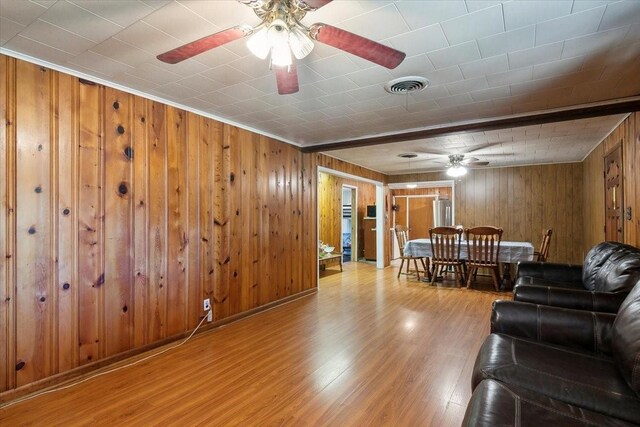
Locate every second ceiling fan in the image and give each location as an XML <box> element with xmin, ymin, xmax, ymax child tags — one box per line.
<box><xmin>156</xmin><ymin>0</ymin><xmax>406</xmax><ymax>95</ymax></box>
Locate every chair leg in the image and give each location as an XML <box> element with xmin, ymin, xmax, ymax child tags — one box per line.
<box><xmin>415</xmin><ymin>259</ymin><xmax>423</xmax><ymax>280</ymax></box>
<box><xmin>454</xmin><ymin>264</ymin><xmax>463</xmax><ymax>286</ymax></box>
<box><xmin>490</xmin><ymin>267</ymin><xmax>500</xmax><ymax>291</ymax></box>
<box><xmin>430</xmin><ymin>264</ymin><xmax>438</xmax><ymax>285</ymax></box>
<box><xmin>397</xmin><ymin>259</ymin><xmax>405</xmax><ymax>278</ymax></box>
<box><xmin>466</xmin><ymin>266</ymin><xmax>476</xmax><ymax>288</ymax></box>
<box><xmin>423</xmin><ymin>258</ymin><xmax>431</xmax><ymax>280</ymax></box>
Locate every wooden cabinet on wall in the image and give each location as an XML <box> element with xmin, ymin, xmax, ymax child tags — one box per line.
<box><xmin>363</xmin><ymin>217</ymin><xmax>377</xmax><ymax>260</ymax></box>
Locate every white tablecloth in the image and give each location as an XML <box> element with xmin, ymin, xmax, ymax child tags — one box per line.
<box><xmin>404</xmin><ymin>239</ymin><xmax>534</xmax><ymax>263</ymax></box>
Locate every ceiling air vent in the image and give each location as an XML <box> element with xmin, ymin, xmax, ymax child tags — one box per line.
<box><xmin>385</xmin><ymin>76</ymin><xmax>429</xmax><ymax>94</ymax></box>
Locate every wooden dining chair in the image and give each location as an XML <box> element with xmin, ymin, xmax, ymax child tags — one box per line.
<box><xmin>465</xmin><ymin>226</ymin><xmax>503</xmax><ymax>291</ymax></box>
<box><xmin>429</xmin><ymin>226</ymin><xmax>465</xmax><ymax>286</ymax></box>
<box><xmin>534</xmin><ymin>228</ymin><xmax>553</xmax><ymax>262</ymax></box>
<box><xmin>395</xmin><ymin>225</ymin><xmax>429</xmax><ymax>280</ymax></box>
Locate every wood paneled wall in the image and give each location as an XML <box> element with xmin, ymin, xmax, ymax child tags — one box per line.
<box><xmin>388</xmin><ymin>164</ymin><xmax>585</xmax><ymax>264</ymax></box>
<box><xmin>583</xmin><ymin>113</ymin><xmax>640</xmax><ymax>254</ymax></box>
<box><xmin>0</xmin><ymin>56</ymin><xmax>317</xmax><ymax>394</ymax></box>
<box><xmin>318</xmin><ymin>172</ymin><xmax>377</xmax><ymax>260</ymax></box>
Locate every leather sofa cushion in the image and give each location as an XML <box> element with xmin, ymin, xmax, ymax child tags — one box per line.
<box><xmin>463</xmin><ymin>379</ymin><xmax>635</xmax><ymax>427</ymax></box>
<box><xmin>584</xmin><ymin>242</ymin><xmax>640</xmax><ymax>292</ymax></box>
<box><xmin>472</xmin><ymin>334</ymin><xmax>640</xmax><ymax>424</ymax></box>
<box><xmin>612</xmin><ymin>280</ymin><xmax>640</xmax><ymax>395</ymax></box>
<box><xmin>583</xmin><ymin>242</ymin><xmax>622</xmax><ymax>290</ymax></box>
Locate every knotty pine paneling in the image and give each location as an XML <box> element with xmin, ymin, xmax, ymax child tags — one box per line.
<box><xmin>0</xmin><ymin>55</ymin><xmax>317</xmax><ymax>394</ymax></box>
<box><xmin>388</xmin><ymin>164</ymin><xmax>584</xmax><ymax>264</ymax></box>
<box><xmin>583</xmin><ymin>113</ymin><xmax>640</xmax><ymax>254</ymax></box>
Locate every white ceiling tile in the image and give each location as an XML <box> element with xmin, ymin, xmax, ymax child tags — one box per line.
<box><xmin>423</xmin><ymin>65</ymin><xmax>465</xmax><ymax>86</ymax></box>
<box><xmin>441</xmin><ymin>4</ymin><xmax>504</xmax><ymax>45</ymax></box>
<box><xmin>152</xmin><ymin>82</ymin><xmax>200</xmax><ymax>100</ymax></box>
<box><xmin>508</xmin><ymin>41</ymin><xmax>564</xmax><ymax>69</ymax></box>
<box><xmin>427</xmin><ymin>41</ymin><xmax>481</xmax><ymax>69</ymax></box>
<box><xmin>20</xmin><ymin>20</ymin><xmax>94</xmax><ymax>55</ymax></box>
<box><xmin>142</xmin><ymin>1</ymin><xmax>220</xmax><ymax>43</ymax></box>
<box><xmin>180</xmin><ymin>0</ymin><xmax>259</xmax><ymax>29</ymax></box>
<box><xmin>465</xmin><ymin>0</ymin><xmax>504</xmax><ymax>12</ymax></box>
<box><xmin>346</xmin><ymin>66</ymin><xmax>393</xmax><ymax>87</ymax></box>
<box><xmin>446</xmin><ymin>76</ymin><xmax>489</xmax><ymax>94</ymax></box>
<box><xmin>347</xmin><ymin>85</ymin><xmax>390</xmax><ymax>102</ymax></box>
<box><xmin>0</xmin><ymin>0</ymin><xmax>48</xmax><ymax>25</ymax></box>
<box><xmin>114</xmin><ymin>21</ymin><xmax>181</xmax><ymax>56</ymax></box>
<box><xmin>142</xmin><ymin>1</ymin><xmax>171</xmax><ymax>10</ymax></box>
<box><xmin>200</xmin><ymin>64</ymin><xmax>251</xmax><ymax>86</ymax></box>
<box><xmin>314</xmin><ymin>76</ymin><xmax>360</xmax><ymax>95</ymax></box>
<box><xmin>69</xmin><ymin>51</ymin><xmax>134</xmax><ymax>77</ymax></box>
<box><xmin>39</xmin><ymin>1</ymin><xmax>123</xmax><ymax>43</ymax></box>
<box><xmin>535</xmin><ymin>6</ymin><xmax>605</xmax><ymax>46</ymax></box>
<box><xmin>317</xmin><ymin>92</ymin><xmax>357</xmax><ymax>107</ymax></box>
<box><xmin>192</xmin><ymin>46</ymin><xmax>241</xmax><ymax>68</ymax></box>
<box><xmin>469</xmin><ymin>85</ymin><xmax>511</xmax><ymax>101</ymax></box>
<box><xmin>561</xmin><ymin>26</ymin><xmax>630</xmax><ymax>58</ymax></box>
<box><xmin>217</xmin><ymin>82</ymin><xmax>266</xmax><ymax>101</ymax></box>
<box><xmin>3</xmin><ymin>34</ymin><xmax>74</xmax><ymax>64</ymax></box>
<box><xmin>571</xmin><ymin>0</ymin><xmax>618</xmax><ymax>13</ymax></box>
<box><xmin>154</xmin><ymin>57</ymin><xmax>208</xmax><ymax>77</ymax></box>
<box><xmin>244</xmin><ymin>74</ymin><xmax>278</xmax><ymax>93</ymax></box>
<box><xmin>395</xmin><ymin>1</ymin><xmax>468</xmax><ymax>30</ymax></box>
<box><xmin>0</xmin><ymin>16</ymin><xmax>25</xmax><ymax>45</ymax></box>
<box><xmin>231</xmin><ymin>98</ymin><xmax>273</xmax><ymax>114</ymax></box>
<box><xmin>459</xmin><ymin>54</ymin><xmax>509</xmax><ymax>78</ymax></box>
<box><xmin>291</xmin><ymin>98</ymin><xmax>328</xmax><ymax>113</ymax></box>
<box><xmin>477</xmin><ymin>26</ymin><xmax>535</xmax><ymax>58</ymax></box>
<box><xmin>338</xmin><ymin>4</ymin><xmax>409</xmax><ymax>41</ymax></box>
<box><xmin>486</xmin><ymin>67</ymin><xmax>533</xmax><ymax>87</ymax></box>
<box><xmin>532</xmin><ymin>56</ymin><xmax>585</xmax><ymax>79</ymax></box>
<box><xmin>503</xmin><ymin>0</ymin><xmax>573</xmax><ymax>31</ymax></box>
<box><xmin>387</xmin><ymin>24</ymin><xmax>449</xmax><ymax>57</ymax></box>
<box><xmin>435</xmin><ymin>93</ymin><xmax>474</xmax><ymax>107</ymax></box>
<box><xmin>227</xmin><ymin>55</ymin><xmax>272</xmax><ymax>79</ymax></box>
<box><xmin>70</xmin><ymin>0</ymin><xmax>155</xmax><ymax>27</ymax></box>
<box><xmin>176</xmin><ymin>74</ymin><xmax>224</xmax><ymax>94</ymax></box>
<box><xmin>109</xmin><ymin>72</ymin><xmax>158</xmax><ymax>92</ymax></box>
<box><xmin>309</xmin><ymin>54</ymin><xmax>361</xmax><ymax>79</ymax></box>
<box><xmin>126</xmin><ymin>62</ymin><xmax>180</xmax><ymax>85</ymax></box>
<box><xmin>599</xmin><ymin>0</ymin><xmax>640</xmax><ymax>31</ymax></box>
<box><xmin>389</xmin><ymin>54</ymin><xmax>435</xmax><ymax>77</ymax></box>
<box><xmin>197</xmin><ymin>91</ymin><xmax>238</xmax><ymax>107</ymax></box>
<box><xmin>90</xmin><ymin>38</ymin><xmax>154</xmax><ymax>67</ymax></box>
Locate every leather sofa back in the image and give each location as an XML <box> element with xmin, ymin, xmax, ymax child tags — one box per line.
<box><xmin>583</xmin><ymin>242</ymin><xmax>640</xmax><ymax>292</ymax></box>
<box><xmin>612</xmin><ymin>279</ymin><xmax>640</xmax><ymax>396</ymax></box>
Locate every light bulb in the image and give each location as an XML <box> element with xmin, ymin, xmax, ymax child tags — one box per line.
<box><xmin>246</xmin><ymin>26</ymin><xmax>270</xmax><ymax>59</ymax></box>
<box><xmin>271</xmin><ymin>42</ymin><xmax>292</xmax><ymax>67</ymax></box>
<box><xmin>446</xmin><ymin>165</ymin><xmax>467</xmax><ymax>177</ymax></box>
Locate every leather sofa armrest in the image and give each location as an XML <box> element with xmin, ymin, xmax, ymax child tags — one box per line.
<box><xmin>490</xmin><ymin>300</ymin><xmax>614</xmax><ymax>357</ymax></box>
<box><xmin>513</xmin><ymin>285</ymin><xmax>627</xmax><ymax>313</ymax></box>
<box><xmin>516</xmin><ymin>262</ymin><xmax>583</xmax><ymax>286</ymax></box>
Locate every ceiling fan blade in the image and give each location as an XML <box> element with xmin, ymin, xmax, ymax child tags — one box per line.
<box><xmin>297</xmin><ymin>0</ymin><xmax>333</xmax><ymax>9</ymax></box>
<box><xmin>309</xmin><ymin>24</ymin><xmax>405</xmax><ymax>69</ymax></box>
<box><xmin>465</xmin><ymin>142</ymin><xmax>502</xmax><ymax>154</ymax></box>
<box><xmin>461</xmin><ymin>157</ymin><xmax>479</xmax><ymax>164</ymax></box>
<box><xmin>157</xmin><ymin>26</ymin><xmax>251</xmax><ymax>64</ymax></box>
<box><xmin>275</xmin><ymin>61</ymin><xmax>299</xmax><ymax>95</ymax></box>
<box><xmin>467</xmin><ymin>161</ymin><xmax>490</xmax><ymax>166</ymax></box>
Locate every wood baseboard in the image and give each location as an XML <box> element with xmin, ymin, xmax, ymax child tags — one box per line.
<box><xmin>0</xmin><ymin>288</ymin><xmax>317</xmax><ymax>405</ymax></box>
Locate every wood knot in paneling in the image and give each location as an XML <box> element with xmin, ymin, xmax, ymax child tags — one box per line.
<box><xmin>117</xmin><ymin>125</ymin><xmax>125</xmax><ymax>135</ymax></box>
<box><xmin>113</xmin><ymin>101</ymin><xmax>120</xmax><ymax>110</ymax></box>
<box><xmin>118</xmin><ymin>182</ymin><xmax>128</xmax><ymax>196</ymax></box>
<box><xmin>15</xmin><ymin>360</ymin><xmax>26</xmax><ymax>371</ymax></box>
<box><xmin>63</xmin><ymin>283</ymin><xmax>70</xmax><ymax>290</ymax></box>
<box><xmin>124</xmin><ymin>146</ymin><xmax>134</xmax><ymax>160</ymax></box>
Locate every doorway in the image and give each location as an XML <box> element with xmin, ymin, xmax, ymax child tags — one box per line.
<box><xmin>604</xmin><ymin>142</ymin><xmax>624</xmax><ymax>242</ymax></box>
<box><xmin>341</xmin><ymin>185</ymin><xmax>357</xmax><ymax>263</ymax></box>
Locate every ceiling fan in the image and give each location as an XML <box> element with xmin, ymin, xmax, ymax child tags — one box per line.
<box><xmin>442</xmin><ymin>154</ymin><xmax>489</xmax><ymax>177</ymax></box>
<box><xmin>156</xmin><ymin>0</ymin><xmax>406</xmax><ymax>95</ymax></box>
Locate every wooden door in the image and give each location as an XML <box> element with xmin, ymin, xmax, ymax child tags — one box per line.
<box><xmin>605</xmin><ymin>144</ymin><xmax>623</xmax><ymax>242</ymax></box>
<box><xmin>408</xmin><ymin>197</ymin><xmax>432</xmax><ymax>239</ymax></box>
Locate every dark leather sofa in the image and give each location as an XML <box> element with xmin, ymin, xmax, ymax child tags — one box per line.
<box><xmin>462</xmin><ymin>279</ymin><xmax>640</xmax><ymax>426</ymax></box>
<box><xmin>513</xmin><ymin>241</ymin><xmax>640</xmax><ymax>313</ymax></box>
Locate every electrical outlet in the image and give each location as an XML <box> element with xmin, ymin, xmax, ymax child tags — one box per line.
<box><xmin>203</xmin><ymin>298</ymin><xmax>212</xmax><ymax>322</ymax></box>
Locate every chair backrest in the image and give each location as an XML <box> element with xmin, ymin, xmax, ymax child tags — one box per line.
<box><xmin>465</xmin><ymin>226</ymin><xmax>503</xmax><ymax>266</ymax></box>
<box><xmin>536</xmin><ymin>228</ymin><xmax>553</xmax><ymax>262</ymax></box>
<box><xmin>395</xmin><ymin>225</ymin><xmax>409</xmax><ymax>257</ymax></box>
<box><xmin>583</xmin><ymin>242</ymin><xmax>640</xmax><ymax>292</ymax></box>
<box><xmin>429</xmin><ymin>226</ymin><xmax>462</xmax><ymax>262</ymax></box>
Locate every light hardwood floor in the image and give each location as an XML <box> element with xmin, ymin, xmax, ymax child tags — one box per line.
<box><xmin>0</xmin><ymin>262</ymin><xmax>508</xmax><ymax>426</ymax></box>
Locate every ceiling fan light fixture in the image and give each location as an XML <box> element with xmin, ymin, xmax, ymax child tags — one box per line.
<box><xmin>271</xmin><ymin>41</ymin><xmax>293</xmax><ymax>67</ymax></box>
<box><xmin>246</xmin><ymin>26</ymin><xmax>271</xmax><ymax>59</ymax></box>
<box><xmin>289</xmin><ymin>26</ymin><xmax>314</xmax><ymax>59</ymax></box>
<box><xmin>447</xmin><ymin>165</ymin><xmax>467</xmax><ymax>177</ymax></box>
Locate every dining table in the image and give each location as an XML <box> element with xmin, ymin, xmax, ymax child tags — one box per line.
<box><xmin>403</xmin><ymin>238</ymin><xmax>535</xmax><ymax>289</ymax></box>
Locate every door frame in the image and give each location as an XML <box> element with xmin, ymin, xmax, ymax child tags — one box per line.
<box><xmin>318</xmin><ymin>166</ymin><xmax>385</xmax><ymax>274</ymax></box>
<box><xmin>341</xmin><ymin>184</ymin><xmax>358</xmax><ymax>262</ymax></box>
